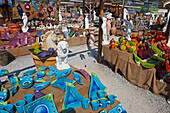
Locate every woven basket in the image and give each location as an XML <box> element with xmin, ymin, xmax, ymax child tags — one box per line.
<box><xmin>30</xmin><ymin>53</ymin><xmax>56</xmax><ymax>69</ymax></box>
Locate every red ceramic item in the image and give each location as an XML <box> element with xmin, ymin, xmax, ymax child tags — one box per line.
<box><xmin>37</xmin><ymin>13</ymin><xmax>43</xmax><ymax>17</ymax></box>
<box><xmin>25</xmin><ymin>4</ymin><xmax>31</xmax><ymax>11</ymax></box>
<box><xmin>26</xmin><ymin>12</ymin><xmax>30</xmax><ymax>17</ymax></box>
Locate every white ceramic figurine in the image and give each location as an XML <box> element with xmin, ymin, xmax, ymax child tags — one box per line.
<box><xmin>22</xmin><ymin>13</ymin><xmax>28</xmax><ymax>33</ymax></box>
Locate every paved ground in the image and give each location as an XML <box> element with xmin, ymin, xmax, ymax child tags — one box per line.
<box><xmin>0</xmin><ymin>44</ymin><xmax>170</xmax><ymax>113</ymax></box>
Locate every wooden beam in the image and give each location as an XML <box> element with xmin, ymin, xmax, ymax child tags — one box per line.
<box><xmin>121</xmin><ymin>0</ymin><xmax>125</xmax><ymax>19</ymax></box>
<box><xmin>98</xmin><ymin>0</ymin><xmax>104</xmax><ymax>63</ymax></box>
<box><xmin>83</xmin><ymin>0</ymin><xmax>85</xmax><ymax>28</ymax></box>
<box><xmin>150</xmin><ymin>4</ymin><xmax>152</xmax><ymax>18</ymax></box>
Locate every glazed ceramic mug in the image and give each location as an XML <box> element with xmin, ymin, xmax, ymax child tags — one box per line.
<box><xmin>24</xmin><ymin>94</ymin><xmax>34</xmax><ymax>103</ymax></box>
<box><xmin>81</xmin><ymin>98</ymin><xmax>90</xmax><ymax>109</ymax></box>
<box><xmin>91</xmin><ymin>100</ymin><xmax>99</xmax><ymax>111</ymax></box>
<box><xmin>14</xmin><ymin>100</ymin><xmax>26</xmax><ymax>113</ymax></box>
<box><xmin>108</xmin><ymin>94</ymin><xmax>117</xmax><ymax>105</ymax></box>
<box><xmin>100</xmin><ymin>98</ymin><xmax>108</xmax><ymax>108</ymax></box>
<box><xmin>3</xmin><ymin>104</ymin><xmax>14</xmax><ymax>113</ymax></box>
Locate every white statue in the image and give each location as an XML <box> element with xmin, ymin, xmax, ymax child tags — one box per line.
<box><xmin>102</xmin><ymin>16</ymin><xmax>109</xmax><ymax>45</ymax></box>
<box><xmin>123</xmin><ymin>8</ymin><xmax>128</xmax><ymax>25</ymax></box>
<box><xmin>80</xmin><ymin>9</ymin><xmax>83</xmax><ymax>15</ymax></box>
<box><xmin>163</xmin><ymin>11</ymin><xmax>170</xmax><ymax>32</ymax></box>
<box><xmin>41</xmin><ymin>30</ymin><xmax>59</xmax><ymax>51</ymax></box>
<box><xmin>93</xmin><ymin>10</ymin><xmax>97</xmax><ymax>21</ymax></box>
<box><xmin>59</xmin><ymin>10</ymin><xmax>62</xmax><ymax>22</ymax></box>
<box><xmin>83</xmin><ymin>31</ymin><xmax>86</xmax><ymax>37</ymax></box>
<box><xmin>55</xmin><ymin>41</ymin><xmax>70</xmax><ymax>70</ymax></box>
<box><xmin>22</xmin><ymin>13</ymin><xmax>28</xmax><ymax>33</ymax></box>
<box><xmin>85</xmin><ymin>14</ymin><xmax>89</xmax><ymax>29</ymax></box>
<box><xmin>122</xmin><ymin>18</ymin><xmax>132</xmax><ymax>41</ymax></box>
<box><xmin>150</xmin><ymin>17</ymin><xmax>153</xmax><ymax>26</ymax></box>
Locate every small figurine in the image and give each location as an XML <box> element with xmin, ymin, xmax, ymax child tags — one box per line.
<box><xmin>22</xmin><ymin>13</ymin><xmax>28</xmax><ymax>32</ymax></box>
<box><xmin>107</xmin><ymin>13</ymin><xmax>112</xmax><ymax>39</ymax></box>
<box><xmin>85</xmin><ymin>14</ymin><xmax>89</xmax><ymax>29</ymax></box>
<box><xmin>111</xmin><ymin>20</ymin><xmax>117</xmax><ymax>36</ymax></box>
<box><xmin>102</xmin><ymin>16</ymin><xmax>109</xmax><ymax>45</ymax></box>
<box><xmin>93</xmin><ymin>10</ymin><xmax>97</xmax><ymax>21</ymax></box>
<box><xmin>41</xmin><ymin>30</ymin><xmax>59</xmax><ymax>51</ymax></box>
<box><xmin>59</xmin><ymin>9</ymin><xmax>62</xmax><ymax>22</ymax></box>
<box><xmin>123</xmin><ymin>8</ymin><xmax>128</xmax><ymax>25</ymax></box>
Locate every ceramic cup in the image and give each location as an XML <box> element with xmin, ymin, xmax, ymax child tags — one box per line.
<box><xmin>91</xmin><ymin>100</ymin><xmax>99</xmax><ymax>111</ymax></box>
<box><xmin>14</xmin><ymin>100</ymin><xmax>26</xmax><ymax>113</ymax></box>
<box><xmin>81</xmin><ymin>98</ymin><xmax>90</xmax><ymax>109</ymax></box>
<box><xmin>108</xmin><ymin>94</ymin><xmax>117</xmax><ymax>105</ymax></box>
<box><xmin>98</xmin><ymin>90</ymin><xmax>107</xmax><ymax>98</ymax></box>
<box><xmin>3</xmin><ymin>104</ymin><xmax>14</xmax><ymax>113</ymax></box>
<box><xmin>24</xmin><ymin>94</ymin><xmax>34</xmax><ymax>103</ymax></box>
<box><xmin>100</xmin><ymin>98</ymin><xmax>108</xmax><ymax>108</ymax></box>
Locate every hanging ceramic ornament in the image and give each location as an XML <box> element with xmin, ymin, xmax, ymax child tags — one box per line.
<box><xmin>26</xmin><ymin>12</ymin><xmax>30</xmax><ymax>17</ymax></box>
<box><xmin>30</xmin><ymin>9</ymin><xmax>36</xmax><ymax>16</ymax></box>
<box><xmin>32</xmin><ymin>5</ymin><xmax>39</xmax><ymax>12</ymax></box>
<box><xmin>37</xmin><ymin>13</ymin><xmax>43</xmax><ymax>17</ymax></box>
<box><xmin>25</xmin><ymin>4</ymin><xmax>31</xmax><ymax>11</ymax></box>
<box><xmin>38</xmin><ymin>5</ymin><xmax>43</xmax><ymax>12</ymax></box>
<box><xmin>17</xmin><ymin>4</ymin><xmax>24</xmax><ymax>18</ymax></box>
<box><xmin>47</xmin><ymin>6</ymin><xmax>53</xmax><ymax>13</ymax></box>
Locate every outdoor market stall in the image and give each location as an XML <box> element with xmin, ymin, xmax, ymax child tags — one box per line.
<box><xmin>4</xmin><ymin>65</ymin><xmax>121</xmax><ymax>113</ymax></box>
<box><xmin>103</xmin><ymin>45</ymin><xmax>170</xmax><ymax>97</ymax></box>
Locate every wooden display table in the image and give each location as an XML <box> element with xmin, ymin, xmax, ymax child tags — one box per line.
<box><xmin>0</xmin><ymin>31</ymin><xmax>99</xmax><ymax>58</ymax></box>
<box><xmin>6</xmin><ymin>65</ymin><xmax>120</xmax><ymax>113</ymax></box>
<box><xmin>103</xmin><ymin>45</ymin><xmax>170</xmax><ymax>97</ymax></box>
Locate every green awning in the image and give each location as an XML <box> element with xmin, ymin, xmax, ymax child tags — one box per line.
<box><xmin>152</xmin><ymin>11</ymin><xmax>161</xmax><ymax>15</ymax></box>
